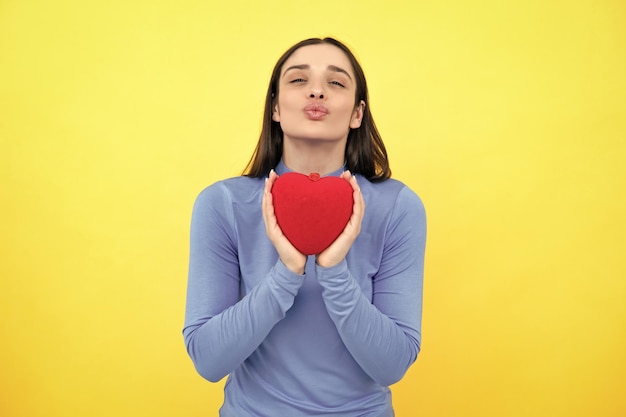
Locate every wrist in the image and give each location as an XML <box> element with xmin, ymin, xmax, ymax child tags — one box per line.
<box><xmin>314</xmin><ymin>258</ymin><xmax>348</xmax><ymax>278</ymax></box>
<box><xmin>315</xmin><ymin>254</ymin><xmax>341</xmax><ymax>269</ymax></box>
<box><xmin>282</xmin><ymin>256</ymin><xmax>306</xmax><ymax>275</ymax></box>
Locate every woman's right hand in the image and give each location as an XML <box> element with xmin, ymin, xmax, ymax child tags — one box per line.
<box><xmin>262</xmin><ymin>169</ymin><xmax>307</xmax><ymax>275</ymax></box>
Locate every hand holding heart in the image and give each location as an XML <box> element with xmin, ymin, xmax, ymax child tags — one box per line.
<box><xmin>262</xmin><ymin>169</ymin><xmax>364</xmax><ymax>273</ymax></box>
<box><xmin>315</xmin><ymin>171</ymin><xmax>364</xmax><ymax>268</ymax></box>
<box><xmin>263</xmin><ymin>170</ymin><xmax>307</xmax><ymax>275</ymax></box>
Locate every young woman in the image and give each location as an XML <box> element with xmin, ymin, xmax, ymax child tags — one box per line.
<box><xmin>183</xmin><ymin>37</ymin><xmax>427</xmax><ymax>416</ymax></box>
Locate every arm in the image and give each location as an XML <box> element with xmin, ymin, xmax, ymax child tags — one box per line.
<box><xmin>316</xmin><ymin>186</ymin><xmax>427</xmax><ymax>386</ymax></box>
<box><xmin>182</xmin><ymin>183</ymin><xmax>305</xmax><ymax>382</ymax></box>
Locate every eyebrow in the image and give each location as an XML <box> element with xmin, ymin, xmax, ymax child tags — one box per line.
<box><xmin>282</xmin><ymin>64</ymin><xmax>353</xmax><ymax>80</ymax></box>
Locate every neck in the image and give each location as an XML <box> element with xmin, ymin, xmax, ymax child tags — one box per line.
<box><xmin>282</xmin><ymin>138</ymin><xmax>346</xmax><ymax>176</ymax></box>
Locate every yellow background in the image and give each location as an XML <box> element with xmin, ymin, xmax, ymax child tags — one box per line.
<box><xmin>1</xmin><ymin>0</ymin><xmax>625</xmax><ymax>416</ymax></box>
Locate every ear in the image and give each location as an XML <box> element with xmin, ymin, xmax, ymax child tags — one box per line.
<box><xmin>349</xmin><ymin>100</ymin><xmax>365</xmax><ymax>129</ymax></box>
<box><xmin>272</xmin><ymin>104</ymin><xmax>280</xmax><ymax>122</ymax></box>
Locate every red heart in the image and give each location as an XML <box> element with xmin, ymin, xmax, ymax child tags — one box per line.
<box><xmin>271</xmin><ymin>172</ymin><xmax>353</xmax><ymax>255</ymax></box>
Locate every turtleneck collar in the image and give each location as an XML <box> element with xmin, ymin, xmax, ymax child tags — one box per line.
<box><xmin>274</xmin><ymin>159</ymin><xmax>347</xmax><ymax>178</ymax></box>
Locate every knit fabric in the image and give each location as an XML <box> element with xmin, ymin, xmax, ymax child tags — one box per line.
<box><xmin>183</xmin><ymin>160</ymin><xmax>427</xmax><ymax>417</ymax></box>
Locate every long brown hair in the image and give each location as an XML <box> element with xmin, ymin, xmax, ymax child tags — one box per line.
<box><xmin>243</xmin><ymin>37</ymin><xmax>391</xmax><ymax>182</ymax></box>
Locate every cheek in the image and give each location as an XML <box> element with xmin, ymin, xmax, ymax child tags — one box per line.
<box><xmin>277</xmin><ymin>92</ymin><xmax>299</xmax><ymax>109</ymax></box>
<box><xmin>338</xmin><ymin>100</ymin><xmax>359</xmax><ymax>119</ymax></box>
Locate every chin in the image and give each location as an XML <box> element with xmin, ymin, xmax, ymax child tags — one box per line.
<box><xmin>283</xmin><ymin>127</ymin><xmax>349</xmax><ymax>143</ymax></box>
<box><xmin>289</xmin><ymin>134</ymin><xmax>346</xmax><ymax>143</ymax></box>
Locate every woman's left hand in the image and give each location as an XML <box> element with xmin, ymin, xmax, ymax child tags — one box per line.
<box><xmin>316</xmin><ymin>171</ymin><xmax>365</xmax><ymax>268</ymax></box>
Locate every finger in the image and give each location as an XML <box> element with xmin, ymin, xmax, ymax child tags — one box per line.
<box><xmin>350</xmin><ymin>175</ymin><xmax>363</xmax><ymax>215</ymax></box>
<box><xmin>342</xmin><ymin>170</ymin><xmax>360</xmax><ymax>194</ymax></box>
<box><xmin>347</xmin><ymin>179</ymin><xmax>364</xmax><ymax>237</ymax></box>
<box><xmin>268</xmin><ymin>169</ymin><xmax>278</xmax><ymax>186</ymax></box>
<box><xmin>262</xmin><ymin>178</ymin><xmax>271</xmax><ymax>228</ymax></box>
<box><xmin>263</xmin><ymin>169</ymin><xmax>278</xmax><ymax>207</ymax></box>
<box><xmin>263</xmin><ymin>178</ymin><xmax>278</xmax><ymax>226</ymax></box>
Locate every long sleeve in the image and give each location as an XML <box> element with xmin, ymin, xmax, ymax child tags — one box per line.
<box><xmin>316</xmin><ymin>185</ymin><xmax>427</xmax><ymax>386</ymax></box>
<box><xmin>182</xmin><ymin>182</ymin><xmax>305</xmax><ymax>382</ymax></box>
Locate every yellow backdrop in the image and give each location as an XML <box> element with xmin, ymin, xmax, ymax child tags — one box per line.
<box><xmin>1</xmin><ymin>0</ymin><xmax>625</xmax><ymax>416</ymax></box>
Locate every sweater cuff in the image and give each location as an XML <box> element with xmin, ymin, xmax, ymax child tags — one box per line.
<box><xmin>315</xmin><ymin>259</ymin><xmax>349</xmax><ymax>284</ymax></box>
<box><xmin>269</xmin><ymin>259</ymin><xmax>306</xmax><ymax>297</ymax></box>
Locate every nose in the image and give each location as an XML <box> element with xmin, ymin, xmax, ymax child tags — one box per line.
<box><xmin>309</xmin><ymin>90</ymin><xmax>324</xmax><ymax>99</ymax></box>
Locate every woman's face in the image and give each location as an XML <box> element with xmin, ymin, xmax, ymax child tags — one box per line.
<box><xmin>272</xmin><ymin>43</ymin><xmax>365</xmax><ymax>145</ymax></box>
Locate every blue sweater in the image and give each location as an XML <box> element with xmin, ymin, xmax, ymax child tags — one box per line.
<box><xmin>183</xmin><ymin>161</ymin><xmax>427</xmax><ymax>417</ymax></box>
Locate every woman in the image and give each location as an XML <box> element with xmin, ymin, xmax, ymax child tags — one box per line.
<box><xmin>183</xmin><ymin>37</ymin><xmax>427</xmax><ymax>416</ymax></box>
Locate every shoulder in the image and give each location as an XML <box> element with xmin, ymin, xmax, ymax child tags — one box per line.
<box><xmin>193</xmin><ymin>175</ymin><xmax>265</xmax><ymax>214</ymax></box>
<box><xmin>360</xmin><ymin>177</ymin><xmax>426</xmax><ymax>218</ymax></box>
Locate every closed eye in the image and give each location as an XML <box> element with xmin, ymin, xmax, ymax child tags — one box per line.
<box><xmin>289</xmin><ymin>78</ymin><xmax>306</xmax><ymax>84</ymax></box>
<box><xmin>329</xmin><ymin>80</ymin><xmax>345</xmax><ymax>87</ymax></box>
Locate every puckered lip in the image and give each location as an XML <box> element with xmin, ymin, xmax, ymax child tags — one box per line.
<box><xmin>303</xmin><ymin>103</ymin><xmax>329</xmax><ymax>120</ymax></box>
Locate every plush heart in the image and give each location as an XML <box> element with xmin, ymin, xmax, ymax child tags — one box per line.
<box><xmin>271</xmin><ymin>172</ymin><xmax>353</xmax><ymax>255</ymax></box>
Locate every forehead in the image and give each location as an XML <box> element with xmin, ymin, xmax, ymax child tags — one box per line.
<box><xmin>281</xmin><ymin>43</ymin><xmax>355</xmax><ymax>76</ymax></box>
